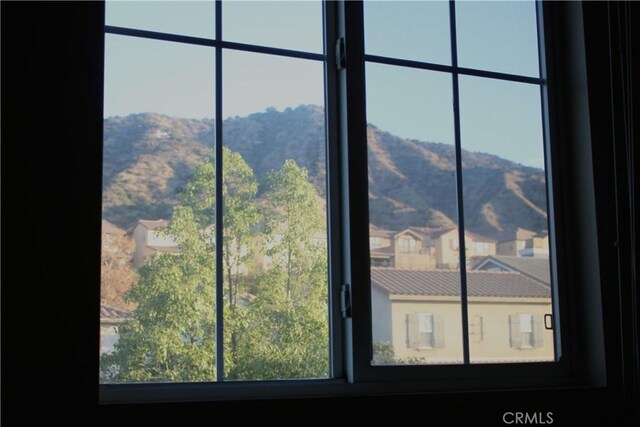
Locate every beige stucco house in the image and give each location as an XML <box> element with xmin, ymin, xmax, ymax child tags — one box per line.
<box><xmin>375</xmin><ymin>226</ymin><xmax>497</xmax><ymax>271</ymax></box>
<box><xmin>130</xmin><ymin>219</ymin><xmax>180</xmax><ymax>268</ymax></box>
<box><xmin>493</xmin><ymin>228</ymin><xmax>549</xmax><ymax>257</ymax></box>
<box><xmin>371</xmin><ymin>268</ymin><xmax>554</xmax><ymax>364</ymax></box>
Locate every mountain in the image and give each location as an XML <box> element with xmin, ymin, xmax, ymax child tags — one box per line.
<box><xmin>102</xmin><ymin>105</ymin><xmax>548</xmax><ymax>236</ymax></box>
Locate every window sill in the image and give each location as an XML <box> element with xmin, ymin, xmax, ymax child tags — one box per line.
<box><xmin>99</xmin><ymin>364</ymin><xmax>578</xmax><ymax>405</ymax></box>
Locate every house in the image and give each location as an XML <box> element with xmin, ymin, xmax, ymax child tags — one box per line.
<box><xmin>465</xmin><ymin>231</ymin><xmax>498</xmax><ymax>261</ymax></box>
<box><xmin>102</xmin><ymin>220</ymin><xmax>127</xmax><ymax>252</ymax></box>
<box><xmin>472</xmin><ymin>255</ymin><xmax>551</xmax><ymax>285</ymax></box>
<box><xmin>369</xmin><ymin>225</ymin><xmax>394</xmax><ymax>268</ymax></box>
<box><xmin>391</xmin><ymin>227</ymin><xmax>436</xmax><ymax>270</ymax></box>
<box><xmin>100</xmin><ymin>305</ymin><xmax>131</xmax><ymax>355</ymax></box>
<box><xmin>493</xmin><ymin>228</ymin><xmax>549</xmax><ymax>257</ymax></box>
<box><xmin>129</xmin><ymin>219</ymin><xmax>180</xmax><ymax>268</ymax></box>
<box><xmin>371</xmin><ymin>269</ymin><xmax>553</xmax><ymax>364</ymax></box>
<box><xmin>520</xmin><ymin>233</ymin><xmax>550</xmax><ymax>257</ymax></box>
<box><xmin>369</xmin><ymin>225</ymin><xmax>497</xmax><ymax>270</ymax></box>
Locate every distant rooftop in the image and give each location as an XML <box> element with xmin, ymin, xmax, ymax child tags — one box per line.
<box><xmin>102</xmin><ymin>219</ymin><xmax>125</xmax><ymax>235</ymax></box>
<box><xmin>135</xmin><ymin>219</ymin><xmax>169</xmax><ymax>230</ymax></box>
<box><xmin>473</xmin><ymin>255</ymin><xmax>551</xmax><ymax>285</ymax></box>
<box><xmin>372</xmin><ymin>268</ymin><xmax>551</xmax><ymax>299</ymax></box>
<box><xmin>100</xmin><ymin>305</ymin><xmax>131</xmax><ymax>323</ymax></box>
<box><xmin>491</xmin><ymin>227</ymin><xmax>541</xmax><ymax>242</ymax></box>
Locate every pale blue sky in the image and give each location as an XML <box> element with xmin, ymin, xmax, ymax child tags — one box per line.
<box><xmin>104</xmin><ymin>0</ymin><xmax>544</xmax><ymax>168</ymax></box>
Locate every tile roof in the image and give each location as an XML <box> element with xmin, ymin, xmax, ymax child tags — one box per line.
<box><xmin>427</xmin><ymin>228</ymin><xmax>457</xmax><ymax>239</ymax></box>
<box><xmin>473</xmin><ymin>255</ymin><xmax>551</xmax><ymax>285</ymax></box>
<box><xmin>491</xmin><ymin>227</ymin><xmax>539</xmax><ymax>242</ymax></box>
<box><xmin>100</xmin><ymin>305</ymin><xmax>131</xmax><ymax>322</ymax></box>
<box><xmin>102</xmin><ymin>219</ymin><xmax>125</xmax><ymax>235</ymax></box>
<box><xmin>369</xmin><ymin>225</ymin><xmax>394</xmax><ymax>238</ymax></box>
<box><xmin>137</xmin><ymin>219</ymin><xmax>169</xmax><ymax>230</ymax></box>
<box><xmin>465</xmin><ymin>230</ymin><xmax>496</xmax><ymax>243</ymax></box>
<box><xmin>371</xmin><ymin>268</ymin><xmax>551</xmax><ymax>298</ymax></box>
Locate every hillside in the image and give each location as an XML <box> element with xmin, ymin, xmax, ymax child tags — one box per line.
<box><xmin>102</xmin><ymin>105</ymin><xmax>548</xmax><ymax>236</ymax></box>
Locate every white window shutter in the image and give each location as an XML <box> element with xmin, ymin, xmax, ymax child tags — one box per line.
<box><xmin>509</xmin><ymin>314</ymin><xmax>522</xmax><ymax>348</ymax></box>
<box><xmin>533</xmin><ymin>314</ymin><xmax>544</xmax><ymax>348</ymax></box>
<box><xmin>406</xmin><ymin>313</ymin><xmax>419</xmax><ymax>349</ymax></box>
<box><xmin>433</xmin><ymin>313</ymin><xmax>445</xmax><ymax>348</ymax></box>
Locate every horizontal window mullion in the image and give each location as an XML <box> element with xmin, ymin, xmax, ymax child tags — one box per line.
<box><xmin>220</xmin><ymin>41</ymin><xmax>325</xmax><ymax>61</ymax></box>
<box><xmin>364</xmin><ymin>54</ymin><xmax>544</xmax><ymax>85</ymax></box>
<box><xmin>104</xmin><ymin>25</ymin><xmax>325</xmax><ymax>62</ymax></box>
<box><xmin>364</xmin><ymin>54</ymin><xmax>454</xmax><ymax>74</ymax></box>
<box><xmin>105</xmin><ymin>25</ymin><xmax>217</xmax><ymax>47</ymax></box>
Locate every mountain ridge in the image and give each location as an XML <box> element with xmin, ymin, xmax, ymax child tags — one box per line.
<box><xmin>102</xmin><ymin>105</ymin><xmax>548</xmax><ymax>237</ymax></box>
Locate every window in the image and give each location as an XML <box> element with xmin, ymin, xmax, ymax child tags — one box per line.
<box><xmin>100</xmin><ymin>0</ymin><xmax>330</xmax><ymax>384</ymax></box>
<box><xmin>99</xmin><ymin>0</ymin><xmax>590</xmax><ymax>401</ymax></box>
<box><xmin>510</xmin><ymin>313</ymin><xmax>544</xmax><ymax>350</ymax></box>
<box><xmin>398</xmin><ymin>237</ymin><xmax>417</xmax><ymax>254</ymax></box>
<box><xmin>363</xmin><ymin>0</ymin><xmax>556</xmax><ymax>372</ymax></box>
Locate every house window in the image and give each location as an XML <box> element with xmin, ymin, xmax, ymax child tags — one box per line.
<box><xmin>406</xmin><ymin>313</ymin><xmax>445</xmax><ymax>350</ymax></box>
<box><xmin>509</xmin><ymin>313</ymin><xmax>544</xmax><ymax>350</ymax></box>
<box><xmin>473</xmin><ymin>242</ymin><xmax>490</xmax><ymax>254</ymax></box>
<box><xmin>398</xmin><ymin>237</ymin><xmax>417</xmax><ymax>254</ymax></box>
<box><xmin>520</xmin><ymin>313</ymin><xmax>534</xmax><ymax>348</ymax></box>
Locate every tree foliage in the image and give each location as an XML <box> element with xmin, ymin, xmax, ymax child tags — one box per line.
<box><xmin>100</xmin><ymin>224</ymin><xmax>136</xmax><ymax>311</ymax></box>
<box><xmin>101</xmin><ymin>151</ymin><xmax>328</xmax><ymax>382</ymax></box>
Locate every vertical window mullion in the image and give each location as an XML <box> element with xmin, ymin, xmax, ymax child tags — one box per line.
<box><xmin>536</xmin><ymin>0</ymin><xmax>562</xmax><ymax>362</ymax></box>
<box><xmin>323</xmin><ymin>0</ymin><xmax>344</xmax><ymax>379</ymax></box>
<box><xmin>215</xmin><ymin>0</ymin><xmax>224</xmax><ymax>381</ymax></box>
<box><xmin>449</xmin><ymin>0</ymin><xmax>471</xmax><ymax>365</ymax></box>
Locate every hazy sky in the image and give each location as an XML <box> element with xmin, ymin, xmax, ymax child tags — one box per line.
<box><xmin>104</xmin><ymin>0</ymin><xmax>544</xmax><ymax>168</ymax></box>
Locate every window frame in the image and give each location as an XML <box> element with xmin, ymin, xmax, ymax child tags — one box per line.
<box><xmin>99</xmin><ymin>0</ymin><xmax>607</xmax><ymax>404</ymax></box>
<box><xmin>341</xmin><ymin>0</ymin><xmax>571</xmax><ymax>385</ymax></box>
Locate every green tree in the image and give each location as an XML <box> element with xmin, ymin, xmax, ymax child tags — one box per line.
<box><xmin>227</xmin><ymin>160</ymin><xmax>328</xmax><ymax>380</ymax></box>
<box><xmin>101</xmin><ymin>155</ymin><xmax>328</xmax><ymax>382</ymax></box>
<box><xmin>101</xmin><ymin>205</ymin><xmax>217</xmax><ymax>382</ymax></box>
<box><xmin>102</xmin><ymin>148</ymin><xmax>261</xmax><ymax>382</ymax></box>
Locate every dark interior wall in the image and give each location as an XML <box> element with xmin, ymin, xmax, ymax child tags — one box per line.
<box><xmin>1</xmin><ymin>2</ymin><xmax>637</xmax><ymax>425</ymax></box>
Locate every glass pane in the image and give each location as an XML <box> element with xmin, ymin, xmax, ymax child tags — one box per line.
<box><xmin>223</xmin><ymin>1</ymin><xmax>323</xmax><ymax>53</ymax></box>
<box><xmin>106</xmin><ymin>0</ymin><xmax>215</xmax><ymax>40</ymax></box>
<box><xmin>366</xmin><ymin>63</ymin><xmax>464</xmax><ymax>365</ymax></box>
<box><xmin>456</xmin><ymin>0</ymin><xmax>539</xmax><ymax>77</ymax></box>
<box><xmin>100</xmin><ymin>35</ymin><xmax>217</xmax><ymax>383</ymax></box>
<box><xmin>223</xmin><ymin>51</ymin><xmax>328</xmax><ymax>379</ymax></box>
<box><xmin>364</xmin><ymin>0</ymin><xmax>451</xmax><ymax>65</ymax></box>
<box><xmin>459</xmin><ymin>76</ymin><xmax>554</xmax><ymax>363</ymax></box>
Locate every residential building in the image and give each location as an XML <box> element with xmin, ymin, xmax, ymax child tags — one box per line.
<box><xmin>473</xmin><ymin>255</ymin><xmax>551</xmax><ymax>285</ymax></box>
<box><xmin>370</xmin><ymin>225</ymin><xmax>497</xmax><ymax>270</ymax></box>
<box><xmin>129</xmin><ymin>219</ymin><xmax>180</xmax><ymax>268</ymax></box>
<box><xmin>371</xmin><ymin>269</ymin><xmax>553</xmax><ymax>363</ymax></box>
<box><xmin>100</xmin><ymin>305</ymin><xmax>130</xmax><ymax>355</ymax></box>
<box><xmin>493</xmin><ymin>228</ymin><xmax>549</xmax><ymax>258</ymax></box>
<box><xmin>392</xmin><ymin>227</ymin><xmax>436</xmax><ymax>270</ymax></box>
<box><xmin>369</xmin><ymin>225</ymin><xmax>394</xmax><ymax>268</ymax></box>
